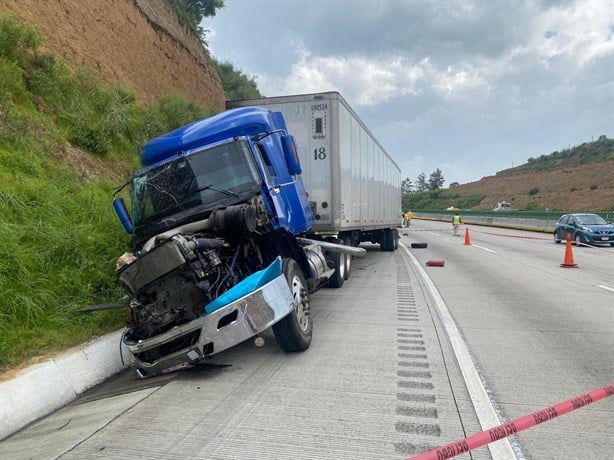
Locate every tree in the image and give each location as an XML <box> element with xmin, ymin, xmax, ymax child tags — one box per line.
<box><xmin>169</xmin><ymin>0</ymin><xmax>225</xmax><ymax>38</ymax></box>
<box><xmin>211</xmin><ymin>58</ymin><xmax>262</xmax><ymax>99</ymax></box>
<box><xmin>401</xmin><ymin>177</ymin><xmax>414</xmax><ymax>194</ymax></box>
<box><xmin>428</xmin><ymin>168</ymin><xmax>445</xmax><ymax>190</ymax></box>
<box><xmin>416</xmin><ymin>173</ymin><xmax>427</xmax><ymax>192</ymax></box>
<box><xmin>449</xmin><ymin>181</ymin><xmax>459</xmax><ymax>188</ymax></box>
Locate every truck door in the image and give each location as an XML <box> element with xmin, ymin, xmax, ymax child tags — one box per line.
<box><xmin>254</xmin><ymin>140</ymin><xmax>313</xmax><ymax>235</ymax></box>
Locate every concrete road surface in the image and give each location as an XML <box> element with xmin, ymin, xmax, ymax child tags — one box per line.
<box><xmin>2</xmin><ymin>222</ymin><xmax>612</xmax><ymax>459</ymax></box>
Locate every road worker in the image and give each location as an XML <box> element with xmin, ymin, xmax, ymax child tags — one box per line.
<box><xmin>403</xmin><ymin>210</ymin><xmax>413</xmax><ymax>227</ymax></box>
<box><xmin>452</xmin><ymin>212</ymin><xmax>461</xmax><ymax>236</ymax></box>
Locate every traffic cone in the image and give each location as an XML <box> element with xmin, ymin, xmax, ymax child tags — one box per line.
<box><xmin>560</xmin><ymin>233</ymin><xmax>578</xmax><ymax>268</ymax></box>
<box><xmin>464</xmin><ymin>228</ymin><xmax>471</xmax><ymax>246</ymax></box>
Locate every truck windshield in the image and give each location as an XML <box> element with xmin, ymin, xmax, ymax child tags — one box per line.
<box><xmin>130</xmin><ymin>140</ymin><xmax>260</xmax><ymax>227</ymax></box>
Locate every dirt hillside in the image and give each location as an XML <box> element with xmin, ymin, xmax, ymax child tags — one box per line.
<box><xmin>1</xmin><ymin>0</ymin><xmax>226</xmax><ymax>110</ymax></box>
<box><xmin>451</xmin><ymin>161</ymin><xmax>614</xmax><ymax>211</ymax></box>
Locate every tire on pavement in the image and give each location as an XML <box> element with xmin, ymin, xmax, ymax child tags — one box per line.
<box><xmin>272</xmin><ymin>258</ymin><xmax>312</xmax><ymax>352</ymax></box>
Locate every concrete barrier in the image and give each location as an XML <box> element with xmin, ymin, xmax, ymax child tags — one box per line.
<box><xmin>0</xmin><ymin>330</ymin><xmax>128</xmax><ymax>441</ymax></box>
<box><xmin>414</xmin><ymin>213</ymin><xmax>557</xmax><ymax>234</ymax></box>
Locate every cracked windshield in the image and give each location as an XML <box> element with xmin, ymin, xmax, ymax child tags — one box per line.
<box><xmin>130</xmin><ymin>140</ymin><xmax>260</xmax><ymax>226</ymax></box>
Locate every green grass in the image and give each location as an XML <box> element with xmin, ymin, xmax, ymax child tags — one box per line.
<box><xmin>0</xmin><ymin>14</ymin><xmax>217</xmax><ymax>371</ymax></box>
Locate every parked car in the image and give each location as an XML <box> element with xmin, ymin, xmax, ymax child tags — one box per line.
<box><xmin>554</xmin><ymin>213</ymin><xmax>614</xmax><ymax>246</ymax></box>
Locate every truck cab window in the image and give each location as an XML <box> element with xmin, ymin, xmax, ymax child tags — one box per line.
<box><xmin>255</xmin><ymin>143</ymin><xmax>278</xmax><ymax>180</ymax></box>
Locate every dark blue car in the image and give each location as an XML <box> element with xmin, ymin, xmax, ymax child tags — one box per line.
<box><xmin>554</xmin><ymin>213</ymin><xmax>614</xmax><ymax>246</ymax></box>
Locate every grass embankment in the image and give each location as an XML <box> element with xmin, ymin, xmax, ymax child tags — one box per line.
<box><xmin>0</xmin><ymin>14</ymin><xmax>214</xmax><ymax>372</ymax></box>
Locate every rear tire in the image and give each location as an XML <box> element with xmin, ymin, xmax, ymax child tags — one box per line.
<box><xmin>342</xmin><ymin>236</ymin><xmax>352</xmax><ymax>280</ymax></box>
<box><xmin>554</xmin><ymin>232</ymin><xmax>561</xmax><ymax>244</ymax></box>
<box><xmin>381</xmin><ymin>229</ymin><xmax>395</xmax><ymax>252</ymax></box>
<box><xmin>327</xmin><ymin>238</ymin><xmax>345</xmax><ymax>288</ymax></box>
<box><xmin>273</xmin><ymin>259</ymin><xmax>312</xmax><ymax>352</ymax></box>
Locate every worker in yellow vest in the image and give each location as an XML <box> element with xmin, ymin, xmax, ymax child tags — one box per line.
<box><xmin>452</xmin><ymin>213</ymin><xmax>462</xmax><ymax>236</ymax></box>
<box><xmin>403</xmin><ymin>210</ymin><xmax>413</xmax><ymax>227</ymax></box>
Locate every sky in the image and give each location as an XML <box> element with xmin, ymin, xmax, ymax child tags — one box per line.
<box><xmin>202</xmin><ymin>0</ymin><xmax>614</xmax><ymax>186</ymax></box>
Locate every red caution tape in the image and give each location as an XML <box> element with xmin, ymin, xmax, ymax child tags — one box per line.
<box><xmin>407</xmin><ymin>384</ymin><xmax>614</xmax><ymax>460</ymax></box>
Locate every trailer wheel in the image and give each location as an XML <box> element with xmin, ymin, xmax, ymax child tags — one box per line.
<box><xmin>327</xmin><ymin>238</ymin><xmax>345</xmax><ymax>288</ymax></box>
<box><xmin>342</xmin><ymin>236</ymin><xmax>352</xmax><ymax>280</ymax></box>
<box><xmin>273</xmin><ymin>258</ymin><xmax>312</xmax><ymax>352</ymax></box>
<box><xmin>381</xmin><ymin>229</ymin><xmax>395</xmax><ymax>252</ymax></box>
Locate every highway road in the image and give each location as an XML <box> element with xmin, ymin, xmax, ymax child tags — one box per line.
<box><xmin>1</xmin><ymin>220</ymin><xmax>612</xmax><ymax>460</ymax></box>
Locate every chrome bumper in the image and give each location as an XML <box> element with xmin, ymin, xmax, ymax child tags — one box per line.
<box><xmin>124</xmin><ymin>274</ymin><xmax>294</xmax><ymax>376</ymax></box>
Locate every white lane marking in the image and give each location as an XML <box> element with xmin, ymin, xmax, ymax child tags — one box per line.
<box><xmin>473</xmin><ymin>244</ymin><xmax>496</xmax><ymax>253</ymax></box>
<box><xmin>400</xmin><ymin>242</ymin><xmax>519</xmax><ymax>460</ymax></box>
<box><xmin>428</xmin><ymin>231</ymin><xmax>440</xmax><ymax>236</ymax></box>
<box><xmin>596</xmin><ymin>285</ymin><xmax>614</xmax><ymax>293</ymax></box>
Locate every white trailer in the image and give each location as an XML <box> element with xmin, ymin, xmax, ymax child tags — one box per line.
<box><xmin>227</xmin><ymin>92</ymin><xmax>401</xmax><ymax>263</ymax></box>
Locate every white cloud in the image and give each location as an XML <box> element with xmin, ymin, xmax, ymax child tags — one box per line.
<box><xmin>431</xmin><ymin>63</ymin><xmax>487</xmax><ymax>99</ymax></box>
<box><xmin>204</xmin><ymin>0</ymin><xmax>613</xmax><ymax>184</ymax></box>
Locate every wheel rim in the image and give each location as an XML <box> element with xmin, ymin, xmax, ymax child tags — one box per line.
<box><xmin>290</xmin><ymin>275</ymin><xmax>310</xmax><ymax>332</ymax></box>
<box><xmin>575</xmin><ymin>234</ymin><xmax>581</xmax><ymax>245</ymax></box>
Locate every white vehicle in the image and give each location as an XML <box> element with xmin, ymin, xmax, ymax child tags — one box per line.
<box><xmin>227</xmin><ymin>92</ymin><xmax>402</xmax><ymax>285</ymax></box>
<box><xmin>493</xmin><ymin>201</ymin><xmax>514</xmax><ymax>211</ymax></box>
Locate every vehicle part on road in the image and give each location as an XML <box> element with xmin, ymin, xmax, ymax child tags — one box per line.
<box><xmin>410</xmin><ymin>243</ymin><xmax>428</xmax><ymax>249</ymax></box>
<box><xmin>426</xmin><ymin>260</ymin><xmax>445</xmax><ymax>267</ymax></box>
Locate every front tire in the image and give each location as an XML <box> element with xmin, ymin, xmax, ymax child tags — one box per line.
<box><xmin>574</xmin><ymin>233</ymin><xmax>582</xmax><ymax>246</ymax></box>
<box><xmin>554</xmin><ymin>232</ymin><xmax>561</xmax><ymax>244</ymax></box>
<box><xmin>272</xmin><ymin>258</ymin><xmax>312</xmax><ymax>352</ymax></box>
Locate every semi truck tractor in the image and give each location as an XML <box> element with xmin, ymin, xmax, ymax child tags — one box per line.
<box><xmin>110</xmin><ymin>106</ymin><xmax>366</xmax><ymax>377</ymax></box>
<box><xmin>227</xmin><ymin>92</ymin><xmax>402</xmax><ymax>287</ymax></box>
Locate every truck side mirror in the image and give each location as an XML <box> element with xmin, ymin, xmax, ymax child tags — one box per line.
<box><xmin>113</xmin><ymin>198</ymin><xmax>134</xmax><ymax>234</ymax></box>
<box><xmin>281</xmin><ymin>134</ymin><xmax>302</xmax><ymax>176</ymax></box>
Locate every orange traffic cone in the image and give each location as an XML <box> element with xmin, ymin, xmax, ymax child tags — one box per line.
<box><xmin>560</xmin><ymin>233</ymin><xmax>578</xmax><ymax>268</ymax></box>
<box><xmin>464</xmin><ymin>227</ymin><xmax>471</xmax><ymax>246</ymax></box>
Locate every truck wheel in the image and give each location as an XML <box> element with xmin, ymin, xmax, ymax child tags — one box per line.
<box><xmin>379</xmin><ymin>230</ymin><xmax>388</xmax><ymax>251</ymax></box>
<box><xmin>342</xmin><ymin>236</ymin><xmax>352</xmax><ymax>280</ymax></box>
<box><xmin>381</xmin><ymin>229</ymin><xmax>395</xmax><ymax>252</ymax></box>
<box><xmin>273</xmin><ymin>258</ymin><xmax>312</xmax><ymax>352</ymax></box>
<box><xmin>327</xmin><ymin>239</ymin><xmax>345</xmax><ymax>288</ymax></box>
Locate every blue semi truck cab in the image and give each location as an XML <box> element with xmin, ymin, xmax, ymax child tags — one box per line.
<box><xmin>112</xmin><ymin>107</ymin><xmax>364</xmax><ymax>377</ymax></box>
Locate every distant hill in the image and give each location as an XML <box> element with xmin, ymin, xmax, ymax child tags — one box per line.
<box><xmin>406</xmin><ymin>137</ymin><xmax>614</xmax><ymax>212</ymax></box>
<box><xmin>497</xmin><ymin>135</ymin><xmax>613</xmax><ymax>175</ymax></box>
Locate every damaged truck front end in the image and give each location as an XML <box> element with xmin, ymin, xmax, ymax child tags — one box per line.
<box><xmin>119</xmin><ymin>242</ymin><xmax>296</xmax><ymax>377</ymax></box>
<box><xmin>108</xmin><ymin>108</ymin><xmax>323</xmax><ymax>377</ymax></box>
